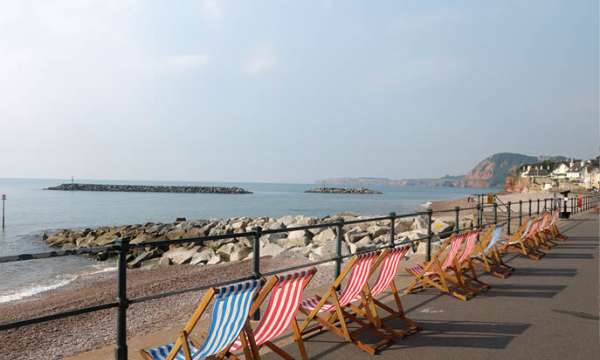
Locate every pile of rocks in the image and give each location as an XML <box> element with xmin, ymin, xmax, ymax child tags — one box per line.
<box><xmin>305</xmin><ymin>187</ymin><xmax>383</xmax><ymax>194</ymax></box>
<box><xmin>46</xmin><ymin>183</ymin><xmax>252</xmax><ymax>194</ymax></box>
<box><xmin>44</xmin><ymin>213</ymin><xmax>474</xmax><ymax>269</ymax></box>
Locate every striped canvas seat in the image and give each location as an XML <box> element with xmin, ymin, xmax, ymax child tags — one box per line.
<box><xmin>483</xmin><ymin>226</ymin><xmax>503</xmax><ymax>254</ymax></box>
<box><xmin>456</xmin><ymin>231</ymin><xmax>478</xmax><ymax>265</ymax></box>
<box><xmin>145</xmin><ymin>343</ymin><xmax>199</xmax><ymax>360</ymax></box>
<box><xmin>370</xmin><ymin>246</ymin><xmax>410</xmax><ymax>297</ymax></box>
<box><xmin>407</xmin><ymin>234</ymin><xmax>464</xmax><ymax>278</ymax></box>
<box><xmin>300</xmin><ymin>252</ymin><xmax>378</xmax><ymax>312</ymax></box>
<box><xmin>143</xmin><ymin>280</ymin><xmax>259</xmax><ymax>360</ymax></box>
<box><xmin>229</xmin><ymin>270</ymin><xmax>314</xmax><ymax>351</ymax></box>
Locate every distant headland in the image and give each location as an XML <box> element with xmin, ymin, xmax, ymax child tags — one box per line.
<box><xmin>46</xmin><ymin>183</ymin><xmax>252</xmax><ymax>194</ymax></box>
<box><xmin>305</xmin><ymin>187</ymin><xmax>382</xmax><ymax>194</ymax></box>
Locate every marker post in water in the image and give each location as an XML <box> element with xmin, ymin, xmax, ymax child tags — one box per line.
<box><xmin>2</xmin><ymin>194</ymin><xmax>5</xmax><ymax>229</ymax></box>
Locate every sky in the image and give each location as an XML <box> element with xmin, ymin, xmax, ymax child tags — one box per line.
<box><xmin>0</xmin><ymin>0</ymin><xmax>598</xmax><ymax>183</ymax></box>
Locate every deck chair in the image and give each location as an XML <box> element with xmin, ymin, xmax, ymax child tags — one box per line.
<box><xmin>352</xmin><ymin>246</ymin><xmax>421</xmax><ymax>337</ymax></box>
<box><xmin>404</xmin><ymin>232</ymin><xmax>475</xmax><ymax>301</ymax></box>
<box><xmin>534</xmin><ymin>212</ymin><xmax>558</xmax><ymax>250</ymax></box>
<box><xmin>141</xmin><ymin>280</ymin><xmax>260</xmax><ymax>360</ymax></box>
<box><xmin>471</xmin><ymin>225</ymin><xmax>513</xmax><ymax>278</ymax></box>
<box><xmin>297</xmin><ymin>250</ymin><xmax>393</xmax><ymax>355</ymax></box>
<box><xmin>546</xmin><ymin>210</ymin><xmax>567</xmax><ymax>241</ymax></box>
<box><xmin>453</xmin><ymin>230</ymin><xmax>490</xmax><ymax>294</ymax></box>
<box><xmin>498</xmin><ymin>218</ymin><xmax>544</xmax><ymax>260</ymax></box>
<box><xmin>229</xmin><ymin>269</ymin><xmax>317</xmax><ymax>360</ymax></box>
<box><xmin>519</xmin><ymin>218</ymin><xmax>546</xmax><ymax>259</ymax></box>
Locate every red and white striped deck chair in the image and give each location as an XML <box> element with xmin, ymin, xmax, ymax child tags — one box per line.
<box><xmin>521</xmin><ymin>217</ymin><xmax>546</xmax><ymax>260</ymax></box>
<box><xmin>229</xmin><ymin>269</ymin><xmax>316</xmax><ymax>360</ymax></box>
<box><xmin>453</xmin><ymin>230</ymin><xmax>490</xmax><ymax>294</ymax></box>
<box><xmin>404</xmin><ymin>232</ymin><xmax>474</xmax><ymax>301</ymax></box>
<box><xmin>352</xmin><ymin>246</ymin><xmax>421</xmax><ymax>337</ymax></box>
<box><xmin>297</xmin><ymin>250</ymin><xmax>392</xmax><ymax>355</ymax></box>
<box><xmin>547</xmin><ymin>209</ymin><xmax>567</xmax><ymax>241</ymax></box>
<box><xmin>500</xmin><ymin>217</ymin><xmax>545</xmax><ymax>260</ymax></box>
<box><xmin>535</xmin><ymin>212</ymin><xmax>557</xmax><ymax>250</ymax></box>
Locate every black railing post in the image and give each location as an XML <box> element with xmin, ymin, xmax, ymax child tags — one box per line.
<box><xmin>252</xmin><ymin>226</ymin><xmax>262</xmax><ymax>320</ymax></box>
<box><xmin>476</xmin><ymin>204</ymin><xmax>481</xmax><ymax>229</ymax></box>
<box><xmin>115</xmin><ymin>237</ymin><xmax>130</xmax><ymax>360</ymax></box>
<box><xmin>518</xmin><ymin>200</ymin><xmax>523</xmax><ymax>226</ymax></box>
<box><xmin>493</xmin><ymin>202</ymin><xmax>498</xmax><ymax>225</ymax></box>
<box><xmin>544</xmin><ymin>198</ymin><xmax>547</xmax><ymax>212</ymax></box>
<box><xmin>389</xmin><ymin>212</ymin><xmax>396</xmax><ymax>248</ymax></box>
<box><xmin>426</xmin><ymin>209</ymin><xmax>433</xmax><ymax>262</ymax></box>
<box><xmin>507</xmin><ymin>201</ymin><xmax>512</xmax><ymax>235</ymax></box>
<box><xmin>335</xmin><ymin>220</ymin><xmax>344</xmax><ymax>279</ymax></box>
<box><xmin>454</xmin><ymin>206</ymin><xmax>460</xmax><ymax>234</ymax></box>
<box><xmin>537</xmin><ymin>199</ymin><xmax>540</xmax><ymax>214</ymax></box>
<box><xmin>528</xmin><ymin>199</ymin><xmax>532</xmax><ymax>217</ymax></box>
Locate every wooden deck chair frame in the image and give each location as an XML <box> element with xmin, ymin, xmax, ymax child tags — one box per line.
<box><xmin>546</xmin><ymin>210</ymin><xmax>568</xmax><ymax>241</ymax></box>
<box><xmin>297</xmin><ymin>250</ymin><xmax>395</xmax><ymax>355</ymax></box>
<box><xmin>498</xmin><ymin>217</ymin><xmax>544</xmax><ymax>260</ymax></box>
<box><xmin>404</xmin><ymin>233</ymin><xmax>475</xmax><ymax>301</ymax></box>
<box><xmin>471</xmin><ymin>225</ymin><xmax>513</xmax><ymax>278</ymax></box>
<box><xmin>350</xmin><ymin>246</ymin><xmax>421</xmax><ymax>339</ymax></box>
<box><xmin>228</xmin><ymin>269</ymin><xmax>317</xmax><ymax>360</ymax></box>
<box><xmin>533</xmin><ymin>212</ymin><xmax>558</xmax><ymax>250</ymax></box>
<box><xmin>452</xmin><ymin>230</ymin><xmax>491</xmax><ymax>294</ymax></box>
<box><xmin>141</xmin><ymin>280</ymin><xmax>260</xmax><ymax>360</ymax></box>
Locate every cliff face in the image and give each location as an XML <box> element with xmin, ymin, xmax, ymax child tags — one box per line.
<box><xmin>318</xmin><ymin>153</ymin><xmax>552</xmax><ymax>189</ymax></box>
<box><xmin>454</xmin><ymin>153</ymin><xmax>538</xmax><ymax>188</ymax></box>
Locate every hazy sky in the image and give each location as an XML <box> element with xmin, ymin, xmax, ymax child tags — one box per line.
<box><xmin>0</xmin><ymin>0</ymin><xmax>598</xmax><ymax>183</ymax></box>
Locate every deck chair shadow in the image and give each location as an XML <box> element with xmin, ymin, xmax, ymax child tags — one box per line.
<box><xmin>297</xmin><ymin>250</ymin><xmax>394</xmax><ymax>355</ymax></box>
<box><xmin>228</xmin><ymin>269</ymin><xmax>317</xmax><ymax>360</ymax></box>
<box><xmin>141</xmin><ymin>279</ymin><xmax>260</xmax><ymax>360</ymax></box>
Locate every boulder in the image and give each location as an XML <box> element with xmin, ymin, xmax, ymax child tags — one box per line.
<box><xmin>261</xmin><ymin>243</ymin><xmax>285</xmax><ymax>258</ymax></box>
<box><xmin>131</xmin><ymin>232</ymin><xmax>154</xmax><ymax>245</ymax></box>
<box><xmin>190</xmin><ymin>248</ymin><xmax>217</xmax><ymax>265</ymax></box>
<box><xmin>367</xmin><ymin>225</ymin><xmax>389</xmax><ymax>238</ymax></box>
<box><xmin>395</xmin><ymin>220</ymin><xmax>413</xmax><ymax>233</ymax></box>
<box><xmin>216</xmin><ymin>243</ymin><xmax>251</xmax><ymax>262</ymax></box>
<box><xmin>411</xmin><ymin>216</ymin><xmax>428</xmax><ymax>231</ymax></box>
<box><xmin>162</xmin><ymin>246</ymin><xmax>198</xmax><ymax>264</ymax></box>
<box><xmin>345</xmin><ymin>229</ymin><xmax>370</xmax><ymax>243</ymax></box>
<box><xmin>280</xmin><ymin>230</ymin><xmax>311</xmax><ymax>248</ymax></box>
<box><xmin>431</xmin><ymin>219</ymin><xmax>453</xmax><ymax>235</ymax></box>
<box><xmin>312</xmin><ymin>228</ymin><xmax>336</xmax><ymax>245</ymax></box>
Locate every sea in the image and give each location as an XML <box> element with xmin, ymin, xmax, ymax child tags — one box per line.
<box><xmin>0</xmin><ymin>178</ymin><xmax>476</xmax><ymax>303</ymax></box>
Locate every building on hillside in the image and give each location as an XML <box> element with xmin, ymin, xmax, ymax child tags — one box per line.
<box><xmin>518</xmin><ymin>157</ymin><xmax>599</xmax><ymax>190</ymax></box>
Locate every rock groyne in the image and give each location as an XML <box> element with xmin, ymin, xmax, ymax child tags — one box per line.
<box><xmin>305</xmin><ymin>187</ymin><xmax>383</xmax><ymax>194</ymax></box>
<box><xmin>46</xmin><ymin>183</ymin><xmax>252</xmax><ymax>194</ymax></box>
<box><xmin>44</xmin><ymin>212</ymin><xmax>474</xmax><ymax>270</ymax></box>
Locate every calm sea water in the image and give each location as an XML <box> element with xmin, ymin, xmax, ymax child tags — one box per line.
<box><xmin>0</xmin><ymin>178</ymin><xmax>476</xmax><ymax>303</ymax></box>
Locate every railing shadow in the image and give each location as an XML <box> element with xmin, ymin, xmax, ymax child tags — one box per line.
<box><xmin>482</xmin><ymin>284</ymin><xmax>566</xmax><ymax>298</ymax></box>
<box><xmin>512</xmin><ymin>267</ymin><xmax>577</xmax><ymax>277</ymax></box>
<box><xmin>543</xmin><ymin>253</ymin><xmax>595</xmax><ymax>260</ymax></box>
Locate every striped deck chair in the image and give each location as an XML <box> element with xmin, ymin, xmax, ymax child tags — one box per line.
<box><xmin>404</xmin><ymin>232</ymin><xmax>474</xmax><ymax>301</ymax></box>
<box><xmin>535</xmin><ymin>212</ymin><xmax>557</xmax><ymax>250</ymax></box>
<box><xmin>297</xmin><ymin>250</ymin><xmax>393</xmax><ymax>355</ymax></box>
<box><xmin>498</xmin><ymin>218</ymin><xmax>544</xmax><ymax>260</ymax></box>
<box><xmin>351</xmin><ymin>246</ymin><xmax>421</xmax><ymax>338</ymax></box>
<box><xmin>471</xmin><ymin>225</ymin><xmax>513</xmax><ymax>278</ymax></box>
<box><xmin>141</xmin><ymin>280</ymin><xmax>260</xmax><ymax>360</ymax></box>
<box><xmin>520</xmin><ymin>218</ymin><xmax>546</xmax><ymax>260</ymax></box>
<box><xmin>229</xmin><ymin>269</ymin><xmax>317</xmax><ymax>360</ymax></box>
<box><xmin>453</xmin><ymin>230</ymin><xmax>490</xmax><ymax>294</ymax></box>
<box><xmin>546</xmin><ymin>210</ymin><xmax>568</xmax><ymax>241</ymax></box>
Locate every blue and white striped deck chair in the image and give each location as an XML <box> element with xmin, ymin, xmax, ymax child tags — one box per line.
<box><xmin>472</xmin><ymin>225</ymin><xmax>513</xmax><ymax>278</ymax></box>
<box><xmin>141</xmin><ymin>279</ymin><xmax>260</xmax><ymax>360</ymax></box>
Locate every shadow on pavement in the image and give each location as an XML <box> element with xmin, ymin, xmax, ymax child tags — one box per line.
<box><xmin>483</xmin><ymin>284</ymin><xmax>566</xmax><ymax>298</ymax></box>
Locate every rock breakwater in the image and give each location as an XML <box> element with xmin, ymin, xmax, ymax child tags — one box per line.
<box><xmin>44</xmin><ymin>212</ymin><xmax>474</xmax><ymax>270</ymax></box>
<box><xmin>46</xmin><ymin>183</ymin><xmax>252</xmax><ymax>194</ymax></box>
<box><xmin>305</xmin><ymin>187</ymin><xmax>382</xmax><ymax>194</ymax></box>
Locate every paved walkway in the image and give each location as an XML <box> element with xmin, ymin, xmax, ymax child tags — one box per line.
<box><xmin>264</xmin><ymin>212</ymin><xmax>599</xmax><ymax>360</ymax></box>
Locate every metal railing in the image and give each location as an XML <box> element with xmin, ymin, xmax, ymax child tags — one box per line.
<box><xmin>0</xmin><ymin>193</ymin><xmax>598</xmax><ymax>359</ymax></box>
